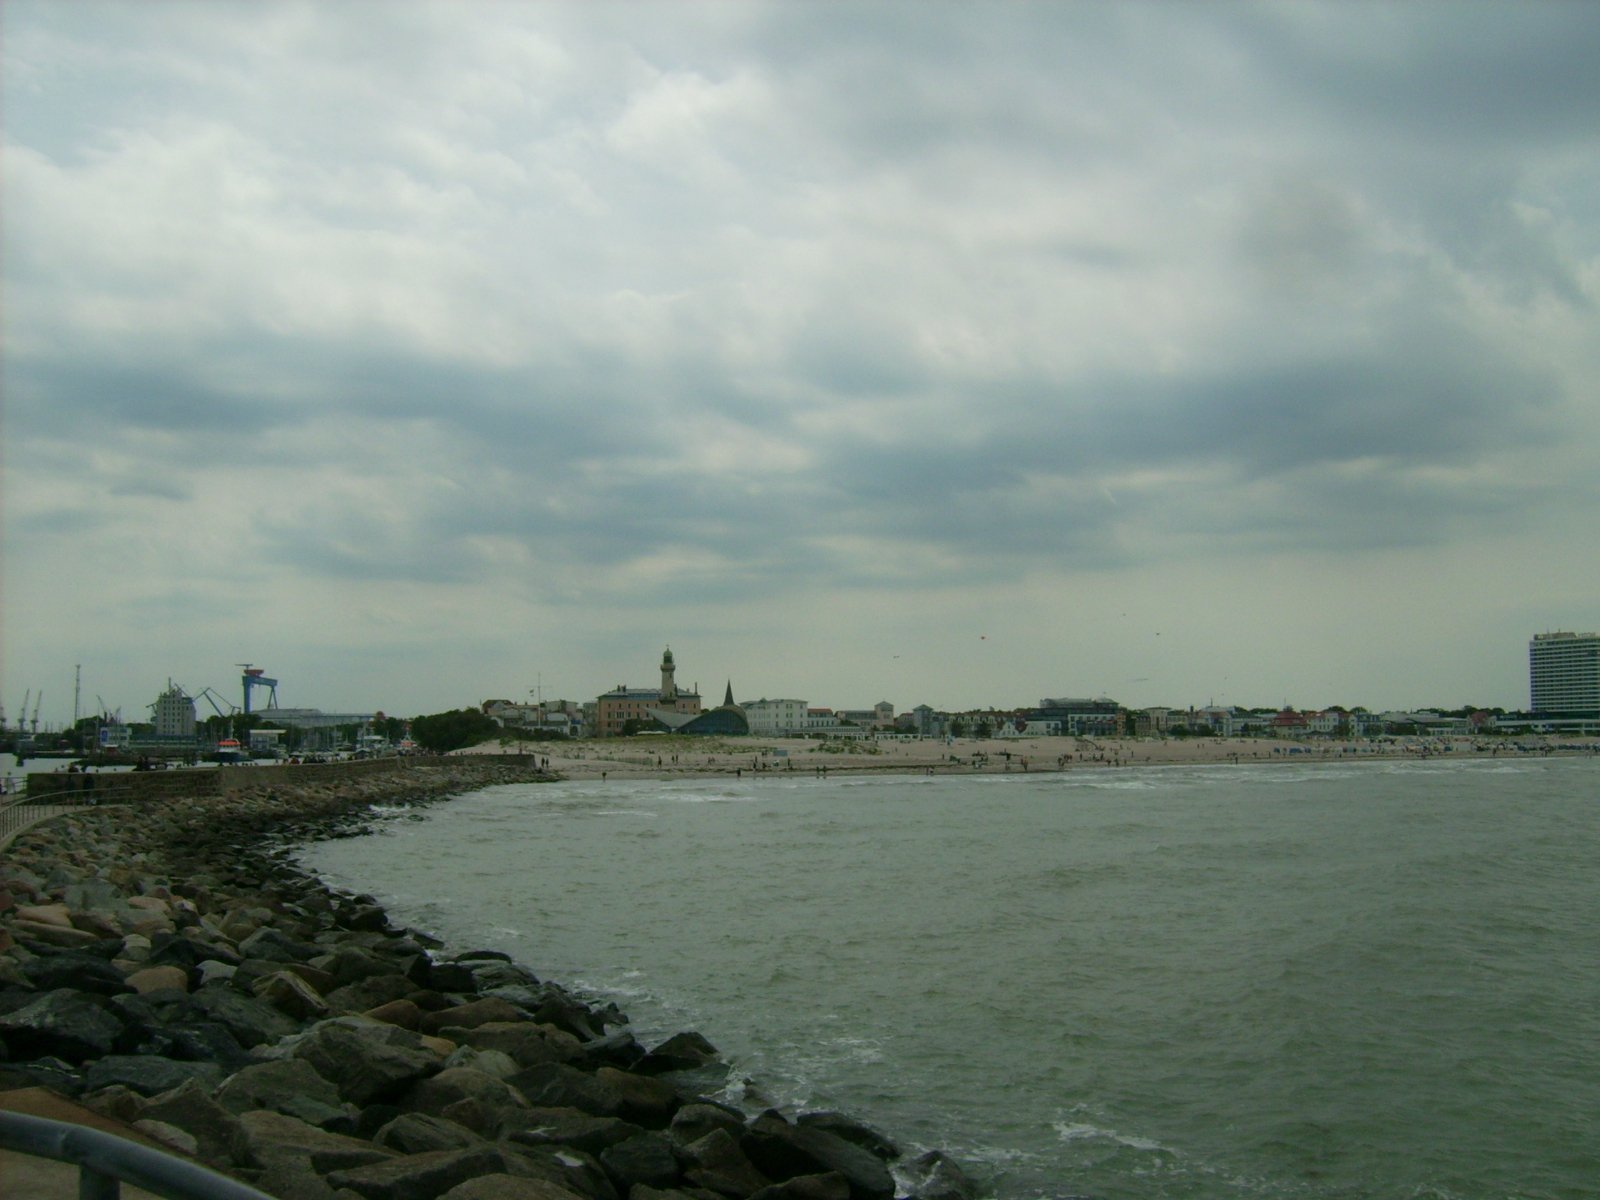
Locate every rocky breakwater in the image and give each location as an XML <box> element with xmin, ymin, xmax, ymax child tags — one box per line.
<box><xmin>0</xmin><ymin>762</ymin><xmax>979</xmax><ymax>1200</ymax></box>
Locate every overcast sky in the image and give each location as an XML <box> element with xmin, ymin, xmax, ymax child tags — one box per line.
<box><xmin>3</xmin><ymin>1</ymin><xmax>1597</xmax><ymax>727</ymax></box>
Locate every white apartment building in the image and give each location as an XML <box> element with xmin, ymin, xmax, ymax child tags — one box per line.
<box><xmin>742</xmin><ymin>698</ymin><xmax>810</xmax><ymax>737</ymax></box>
<box><xmin>1530</xmin><ymin>632</ymin><xmax>1600</xmax><ymax>714</ymax></box>
<box><xmin>151</xmin><ymin>682</ymin><xmax>197</xmax><ymax>738</ymax></box>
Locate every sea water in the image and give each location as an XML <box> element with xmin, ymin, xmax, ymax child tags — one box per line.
<box><xmin>299</xmin><ymin>756</ymin><xmax>1600</xmax><ymax>1200</ymax></box>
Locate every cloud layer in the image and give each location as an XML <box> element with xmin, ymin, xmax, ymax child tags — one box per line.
<box><xmin>4</xmin><ymin>2</ymin><xmax>1598</xmax><ymax>719</ymax></box>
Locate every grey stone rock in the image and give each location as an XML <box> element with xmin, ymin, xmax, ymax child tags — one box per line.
<box><xmin>742</xmin><ymin>1114</ymin><xmax>894</xmax><ymax>1200</ymax></box>
<box><xmin>636</xmin><ymin>1032</ymin><xmax>719</xmax><ymax>1076</ymax></box>
<box><xmin>420</xmin><ymin>997</ymin><xmax>527</xmax><ymax>1036</ymax></box>
<box><xmin>374</xmin><ymin>1112</ymin><xmax>485</xmax><ymax>1155</ymax></box>
<box><xmin>189</xmin><ymin>982</ymin><xmax>302</xmax><ymax>1047</ymax></box>
<box><xmin>680</xmin><ymin>1128</ymin><xmax>772</xmax><ymax>1198</ymax></box>
<box><xmin>508</xmin><ymin>1064</ymin><xmax>623</xmax><ymax>1118</ymax></box>
<box><xmin>400</xmin><ymin>1065</ymin><xmax>528</xmax><ymax>1119</ymax></box>
<box><xmin>593</xmin><ymin>1068</ymin><xmax>679</xmax><ymax>1130</ymax></box>
<box><xmin>238</xmin><ymin>926</ymin><xmax>323</xmax><ymax>963</ymax></box>
<box><xmin>133</xmin><ymin>1077</ymin><xmax>242</xmax><ymax>1167</ymax></box>
<box><xmin>747</xmin><ymin>1175</ymin><xmax>852</xmax><ymax>1200</ymax></box>
<box><xmin>599</xmin><ymin>1132</ymin><xmax>680</xmax><ymax>1192</ymax></box>
<box><xmin>325</xmin><ymin>974</ymin><xmax>419</xmax><ymax>1014</ymax></box>
<box><xmin>504</xmin><ymin>1108</ymin><xmax>646</xmax><ymax>1157</ymax></box>
<box><xmin>288</xmin><ymin>1017</ymin><xmax>443</xmax><ymax>1106</ymax></box>
<box><xmin>231</xmin><ymin>1109</ymin><xmax>398</xmax><ymax>1174</ymax></box>
<box><xmin>440</xmin><ymin>1176</ymin><xmax>587</xmax><ymax>1200</ymax></box>
<box><xmin>217</xmin><ymin>1057</ymin><xmax>350</xmax><ymax>1129</ymax></box>
<box><xmin>325</xmin><ymin>1145</ymin><xmax>506</xmax><ymax>1200</ymax></box>
<box><xmin>794</xmin><ymin>1114</ymin><xmax>898</xmax><ymax>1162</ymax></box>
<box><xmin>449</xmin><ymin>1022</ymin><xmax>581</xmax><ymax>1068</ymax></box>
<box><xmin>21</xmin><ymin>949</ymin><xmax>132</xmax><ymax>996</ymax></box>
<box><xmin>84</xmin><ymin>1053</ymin><xmax>226</xmax><ymax>1097</ymax></box>
<box><xmin>899</xmin><ymin>1151</ymin><xmax>979</xmax><ymax>1200</ymax></box>
<box><xmin>667</xmin><ymin>1103</ymin><xmax>746</xmax><ymax>1149</ymax></box>
<box><xmin>0</xmin><ymin>988</ymin><xmax>125</xmax><ymax>1062</ymax></box>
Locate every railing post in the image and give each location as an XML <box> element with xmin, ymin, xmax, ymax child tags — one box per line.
<box><xmin>81</xmin><ymin>1165</ymin><xmax>121</xmax><ymax>1199</ymax></box>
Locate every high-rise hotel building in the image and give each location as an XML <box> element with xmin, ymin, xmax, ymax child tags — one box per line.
<box><xmin>1529</xmin><ymin>632</ymin><xmax>1600</xmax><ymax>715</ymax></box>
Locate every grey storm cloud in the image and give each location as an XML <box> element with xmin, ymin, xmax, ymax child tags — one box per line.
<box><xmin>3</xmin><ymin>0</ymin><xmax>1597</xmax><ymax>715</ymax></box>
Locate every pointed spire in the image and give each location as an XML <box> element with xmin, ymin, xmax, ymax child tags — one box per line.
<box><xmin>724</xmin><ymin>681</ymin><xmax>736</xmax><ymax>707</ymax></box>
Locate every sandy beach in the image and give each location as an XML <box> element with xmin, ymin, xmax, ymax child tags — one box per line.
<box><xmin>451</xmin><ymin>733</ymin><xmax>1593</xmax><ymax>780</ymax></box>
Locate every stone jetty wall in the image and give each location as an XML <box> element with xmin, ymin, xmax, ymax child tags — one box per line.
<box><xmin>0</xmin><ymin>759</ymin><xmax>976</xmax><ymax>1200</ymax></box>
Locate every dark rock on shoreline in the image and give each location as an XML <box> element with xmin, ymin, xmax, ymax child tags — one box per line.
<box><xmin>1</xmin><ymin>759</ymin><xmax>978</xmax><ymax>1199</ymax></box>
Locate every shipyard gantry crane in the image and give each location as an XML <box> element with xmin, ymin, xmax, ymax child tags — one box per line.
<box><xmin>237</xmin><ymin>665</ymin><xmax>279</xmax><ymax>714</ymax></box>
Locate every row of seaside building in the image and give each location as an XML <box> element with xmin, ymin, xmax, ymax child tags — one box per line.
<box><xmin>476</xmin><ymin>645</ymin><xmax>1600</xmax><ymax>740</ymax></box>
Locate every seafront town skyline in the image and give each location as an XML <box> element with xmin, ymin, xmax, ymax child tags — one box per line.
<box><xmin>6</xmin><ymin>632</ymin><xmax>1596</xmax><ymax>742</ymax></box>
<box><xmin>4</xmin><ymin>4</ymin><xmax>1598</xmax><ymax>726</ymax></box>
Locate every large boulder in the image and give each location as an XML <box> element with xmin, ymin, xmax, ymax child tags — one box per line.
<box><xmin>899</xmin><ymin>1150</ymin><xmax>980</xmax><ymax>1200</ymax></box>
<box><xmin>325</xmin><ymin>1145</ymin><xmax>507</xmax><ymax>1200</ymax></box>
<box><xmin>440</xmin><ymin>1178</ymin><xmax>588</xmax><ymax>1200</ymax></box>
<box><xmin>399</xmin><ymin>1066</ymin><xmax>528</xmax><ymax>1120</ymax></box>
<box><xmin>507</xmin><ymin>1064</ymin><xmax>622</xmax><ymax>1118</ymax></box>
<box><xmin>0</xmin><ymin>988</ymin><xmax>125</xmax><ymax>1062</ymax></box>
<box><xmin>231</xmin><ymin>1109</ymin><xmax>398</xmax><ymax>1174</ymax></box>
<box><xmin>679</xmin><ymin>1127</ymin><xmax>773</xmax><ymax>1198</ymax></box>
<box><xmin>448</xmin><ymin>1022</ymin><xmax>581</xmax><ymax>1068</ymax></box>
<box><xmin>188</xmin><ymin>982</ymin><xmax>303</xmax><ymax>1047</ymax></box>
<box><xmin>132</xmin><ymin>1077</ymin><xmax>243</xmax><ymax>1168</ymax></box>
<box><xmin>742</xmin><ymin>1113</ymin><xmax>894</xmax><ymax>1200</ymax></box>
<box><xmin>83</xmin><ymin>1053</ymin><xmax>226</xmax><ymax>1096</ymax></box>
<box><xmin>21</xmin><ymin>949</ymin><xmax>132</xmax><ymax>996</ymax></box>
<box><xmin>285</xmin><ymin>1017</ymin><xmax>443</xmax><ymax>1106</ymax></box>
<box><xmin>503</xmin><ymin>1109</ymin><xmax>645</xmax><ymax>1157</ymax></box>
<box><xmin>216</xmin><ymin>1057</ymin><xmax>350</xmax><ymax>1130</ymax></box>
<box><xmin>598</xmin><ymin>1131</ymin><xmax>680</xmax><ymax>1192</ymax></box>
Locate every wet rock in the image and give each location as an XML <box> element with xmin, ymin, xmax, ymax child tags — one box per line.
<box><xmin>743</xmin><ymin>1113</ymin><xmax>894</xmax><ymax>1200</ymax></box>
<box><xmin>599</xmin><ymin>1131</ymin><xmax>680</xmax><ymax>1192</ymax></box>
<box><xmin>504</xmin><ymin>1108</ymin><xmax>646</xmax><ymax>1157</ymax></box>
<box><xmin>679</xmin><ymin>1127</ymin><xmax>773</xmax><ymax>1198</ymax></box>
<box><xmin>508</xmin><ymin>1063</ymin><xmax>623</xmax><ymax>1118</ymax></box>
<box><xmin>900</xmin><ymin>1150</ymin><xmax>979</xmax><ymax>1200</ymax></box>
<box><xmin>667</xmin><ymin>1102</ymin><xmax>746</xmax><ymax>1148</ymax></box>
<box><xmin>794</xmin><ymin>1113</ymin><xmax>898</xmax><ymax>1161</ymax></box>
<box><xmin>449</xmin><ymin>1022</ymin><xmax>581</xmax><ymax>1068</ymax></box>
<box><xmin>748</xmin><ymin>1175</ymin><xmax>852</xmax><ymax>1200</ymax></box>
<box><xmin>636</xmin><ymin>1031</ymin><xmax>719</xmax><ymax>1075</ymax></box>
<box><xmin>594</xmin><ymin>1067</ymin><xmax>681</xmax><ymax>1129</ymax></box>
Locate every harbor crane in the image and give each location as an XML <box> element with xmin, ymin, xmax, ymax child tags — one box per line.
<box><xmin>237</xmin><ymin>665</ymin><xmax>279</xmax><ymax>715</ymax></box>
<box><xmin>195</xmin><ymin>687</ymin><xmax>238</xmax><ymax>719</ymax></box>
<box><xmin>30</xmin><ymin>691</ymin><xmax>43</xmax><ymax>735</ymax></box>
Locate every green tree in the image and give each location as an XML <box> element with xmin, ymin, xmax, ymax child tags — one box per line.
<box><xmin>410</xmin><ymin>708</ymin><xmax>502</xmax><ymax>754</ymax></box>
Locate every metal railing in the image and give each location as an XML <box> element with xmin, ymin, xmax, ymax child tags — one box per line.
<box><xmin>0</xmin><ymin>1110</ymin><xmax>275</xmax><ymax>1199</ymax></box>
<box><xmin>0</xmin><ymin>784</ymin><xmax>136</xmax><ymax>852</ymax></box>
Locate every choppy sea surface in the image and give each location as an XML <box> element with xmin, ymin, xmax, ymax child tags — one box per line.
<box><xmin>299</xmin><ymin>756</ymin><xmax>1599</xmax><ymax>1200</ymax></box>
